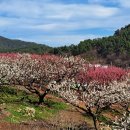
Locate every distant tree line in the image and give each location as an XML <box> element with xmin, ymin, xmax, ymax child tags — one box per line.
<box><xmin>51</xmin><ymin>24</ymin><xmax>130</xmax><ymax>67</ymax></box>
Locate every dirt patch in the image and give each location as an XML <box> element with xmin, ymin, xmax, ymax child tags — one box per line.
<box><xmin>50</xmin><ymin>109</ymin><xmax>85</xmax><ymax>124</ymax></box>
<box><xmin>0</xmin><ymin>109</ymin><xmax>90</xmax><ymax>130</ymax></box>
<box><xmin>0</xmin><ymin>122</ymin><xmax>51</xmax><ymax>130</ymax></box>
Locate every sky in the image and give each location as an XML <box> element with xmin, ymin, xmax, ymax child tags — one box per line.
<box><xmin>0</xmin><ymin>0</ymin><xmax>130</xmax><ymax>47</ymax></box>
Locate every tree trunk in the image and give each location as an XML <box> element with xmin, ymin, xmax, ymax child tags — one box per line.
<box><xmin>38</xmin><ymin>89</ymin><xmax>50</xmax><ymax>105</ymax></box>
<box><xmin>38</xmin><ymin>94</ymin><xmax>44</xmax><ymax>104</ymax></box>
<box><xmin>92</xmin><ymin>115</ymin><xmax>98</xmax><ymax>130</ymax></box>
<box><xmin>88</xmin><ymin>108</ymin><xmax>98</xmax><ymax>130</ymax></box>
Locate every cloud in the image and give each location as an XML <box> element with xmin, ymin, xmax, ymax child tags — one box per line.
<box><xmin>0</xmin><ymin>0</ymin><xmax>118</xmax><ymax>19</ymax></box>
<box><xmin>0</xmin><ymin>18</ymin><xmax>12</xmax><ymax>26</ymax></box>
<box><xmin>87</xmin><ymin>0</ymin><xmax>118</xmax><ymax>5</ymax></box>
<box><xmin>0</xmin><ymin>0</ymin><xmax>129</xmax><ymax>46</ymax></box>
<box><xmin>87</xmin><ymin>0</ymin><xmax>130</xmax><ymax>8</ymax></box>
<box><xmin>118</xmin><ymin>0</ymin><xmax>130</xmax><ymax>8</ymax></box>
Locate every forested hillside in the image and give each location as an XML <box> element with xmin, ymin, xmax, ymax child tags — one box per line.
<box><xmin>1</xmin><ymin>24</ymin><xmax>130</xmax><ymax>67</ymax></box>
<box><xmin>0</xmin><ymin>36</ymin><xmax>52</xmax><ymax>54</ymax></box>
<box><xmin>53</xmin><ymin>24</ymin><xmax>130</xmax><ymax>67</ymax></box>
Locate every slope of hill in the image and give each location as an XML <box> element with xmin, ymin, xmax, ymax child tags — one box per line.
<box><xmin>52</xmin><ymin>24</ymin><xmax>130</xmax><ymax>67</ymax></box>
<box><xmin>0</xmin><ymin>36</ymin><xmax>52</xmax><ymax>54</ymax></box>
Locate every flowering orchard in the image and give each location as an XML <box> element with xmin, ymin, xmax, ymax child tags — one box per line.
<box><xmin>0</xmin><ymin>53</ymin><xmax>86</xmax><ymax>104</ymax></box>
<box><xmin>0</xmin><ymin>53</ymin><xmax>130</xmax><ymax>129</ymax></box>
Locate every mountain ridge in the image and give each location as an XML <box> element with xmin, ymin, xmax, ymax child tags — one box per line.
<box><xmin>0</xmin><ymin>36</ymin><xmax>52</xmax><ymax>54</ymax></box>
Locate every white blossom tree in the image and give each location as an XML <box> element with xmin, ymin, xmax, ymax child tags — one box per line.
<box><xmin>0</xmin><ymin>53</ymin><xmax>86</xmax><ymax>104</ymax></box>
<box><xmin>52</xmin><ymin>66</ymin><xmax>130</xmax><ymax>130</ymax></box>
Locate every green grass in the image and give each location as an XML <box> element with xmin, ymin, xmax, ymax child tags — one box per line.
<box><xmin>1</xmin><ymin>86</ymin><xmax>129</xmax><ymax>128</ymax></box>
<box><xmin>0</xmin><ymin>86</ymin><xmax>68</xmax><ymax>123</ymax></box>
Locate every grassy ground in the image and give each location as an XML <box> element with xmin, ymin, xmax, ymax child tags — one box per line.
<box><xmin>0</xmin><ymin>86</ymin><xmax>129</xmax><ymax>130</ymax></box>
<box><xmin>0</xmin><ymin>86</ymin><xmax>68</xmax><ymax>123</ymax></box>
<box><xmin>0</xmin><ymin>86</ymin><xmax>90</xmax><ymax>130</ymax></box>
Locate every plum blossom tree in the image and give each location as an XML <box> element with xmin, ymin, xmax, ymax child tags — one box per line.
<box><xmin>80</xmin><ymin>81</ymin><xmax>130</xmax><ymax>130</ymax></box>
<box><xmin>53</xmin><ymin>66</ymin><xmax>130</xmax><ymax>130</ymax></box>
<box><xmin>112</xmin><ymin>111</ymin><xmax>130</xmax><ymax>130</ymax></box>
<box><xmin>0</xmin><ymin>53</ymin><xmax>86</xmax><ymax>104</ymax></box>
<box><xmin>76</xmin><ymin>66</ymin><xmax>127</xmax><ymax>85</ymax></box>
<box><xmin>0</xmin><ymin>53</ymin><xmax>18</xmax><ymax>86</ymax></box>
